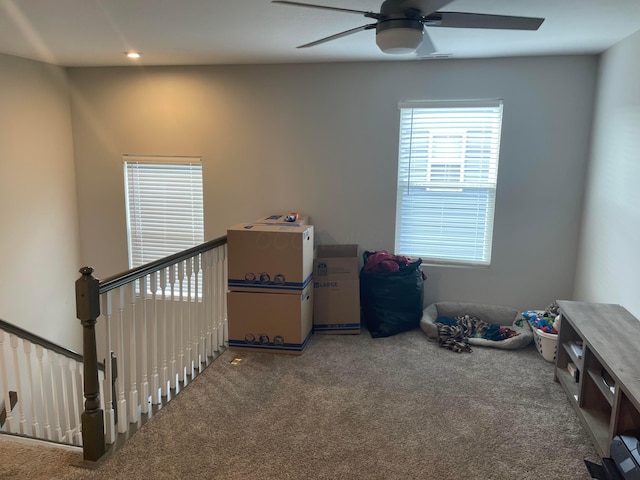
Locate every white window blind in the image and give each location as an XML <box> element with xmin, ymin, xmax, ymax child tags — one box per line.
<box><xmin>394</xmin><ymin>100</ymin><xmax>503</xmax><ymax>267</ymax></box>
<box><xmin>124</xmin><ymin>155</ymin><xmax>204</xmax><ymax>269</ymax></box>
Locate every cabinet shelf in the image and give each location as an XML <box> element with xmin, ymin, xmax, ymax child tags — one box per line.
<box><xmin>556</xmin><ymin>366</ymin><xmax>580</xmax><ymax>402</ymax></box>
<box><xmin>555</xmin><ymin>300</ymin><xmax>640</xmax><ymax>458</ymax></box>
<box><xmin>562</xmin><ymin>341</ymin><xmax>584</xmax><ymax>370</ymax></box>
<box><xmin>586</xmin><ymin>367</ymin><xmax>615</xmax><ymax>407</ymax></box>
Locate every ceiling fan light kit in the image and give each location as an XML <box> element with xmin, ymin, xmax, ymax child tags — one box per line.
<box><xmin>376</xmin><ymin>20</ymin><xmax>424</xmax><ymax>54</ymax></box>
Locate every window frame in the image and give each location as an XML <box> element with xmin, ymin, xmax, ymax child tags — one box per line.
<box><xmin>394</xmin><ymin>100</ymin><xmax>504</xmax><ymax>268</ymax></box>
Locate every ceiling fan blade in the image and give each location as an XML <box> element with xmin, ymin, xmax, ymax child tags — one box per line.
<box><xmin>415</xmin><ymin>30</ymin><xmax>437</xmax><ymax>56</ymax></box>
<box><xmin>433</xmin><ymin>12</ymin><xmax>544</xmax><ymax>30</ymax></box>
<box><xmin>297</xmin><ymin>24</ymin><xmax>377</xmax><ymax>48</ymax></box>
<box><xmin>271</xmin><ymin>1</ymin><xmax>383</xmax><ymax>19</ymax></box>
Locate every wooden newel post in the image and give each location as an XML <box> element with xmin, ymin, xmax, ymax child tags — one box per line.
<box><xmin>76</xmin><ymin>266</ymin><xmax>105</xmax><ymax>463</ymax></box>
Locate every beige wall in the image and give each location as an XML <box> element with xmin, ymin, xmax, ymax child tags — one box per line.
<box><xmin>574</xmin><ymin>29</ymin><xmax>640</xmax><ymax>318</ymax></box>
<box><xmin>69</xmin><ymin>55</ymin><xmax>597</xmax><ymax>311</ymax></box>
<box><xmin>0</xmin><ymin>53</ymin><xmax>82</xmax><ymax>352</ymax></box>
<box><xmin>4</xmin><ymin>42</ymin><xmax>639</xmax><ymax>350</ymax></box>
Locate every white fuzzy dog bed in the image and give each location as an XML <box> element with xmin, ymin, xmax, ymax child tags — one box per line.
<box><xmin>420</xmin><ymin>302</ymin><xmax>533</xmax><ymax>350</ymax></box>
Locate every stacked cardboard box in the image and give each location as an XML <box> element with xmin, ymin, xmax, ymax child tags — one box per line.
<box><xmin>313</xmin><ymin>245</ymin><xmax>361</xmax><ymax>334</ymax></box>
<box><xmin>227</xmin><ymin>218</ymin><xmax>314</xmax><ymax>355</ymax></box>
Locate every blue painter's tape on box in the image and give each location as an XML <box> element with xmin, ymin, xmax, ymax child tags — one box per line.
<box><xmin>228</xmin><ymin>273</ymin><xmax>313</xmax><ymax>292</ymax></box>
<box><xmin>228</xmin><ymin>329</ymin><xmax>313</xmax><ymax>353</ymax></box>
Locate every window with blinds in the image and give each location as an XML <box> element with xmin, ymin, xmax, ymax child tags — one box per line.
<box><xmin>123</xmin><ymin>155</ymin><xmax>204</xmax><ymax>270</ymax></box>
<box><xmin>394</xmin><ymin>100</ymin><xmax>504</xmax><ymax>267</ymax></box>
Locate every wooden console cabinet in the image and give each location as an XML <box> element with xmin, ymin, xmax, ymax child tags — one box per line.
<box><xmin>555</xmin><ymin>300</ymin><xmax>640</xmax><ymax>457</ymax></box>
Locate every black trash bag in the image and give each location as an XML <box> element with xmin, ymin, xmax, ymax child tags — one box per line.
<box><xmin>359</xmin><ymin>251</ymin><xmax>425</xmax><ymax>338</ymax></box>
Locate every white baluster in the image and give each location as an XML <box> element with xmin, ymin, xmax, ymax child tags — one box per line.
<box><xmin>35</xmin><ymin>345</ymin><xmax>51</xmax><ymax>440</ymax></box>
<box><xmin>169</xmin><ymin>264</ymin><xmax>178</xmax><ymax>389</ymax></box>
<box><xmin>128</xmin><ymin>281</ymin><xmax>140</xmax><ymax>424</ymax></box>
<box><xmin>221</xmin><ymin>244</ymin><xmax>229</xmax><ymax>346</ymax></box>
<box><xmin>211</xmin><ymin>248</ymin><xmax>220</xmax><ymax>352</ymax></box>
<box><xmin>160</xmin><ymin>268</ymin><xmax>169</xmax><ymax>396</ymax></box>
<box><xmin>150</xmin><ymin>272</ymin><xmax>160</xmax><ymax>404</ymax></box>
<box><xmin>204</xmin><ymin>250</ymin><xmax>214</xmax><ymax>358</ymax></box>
<box><xmin>101</xmin><ymin>291</ymin><xmax>116</xmax><ymax>444</ymax></box>
<box><xmin>140</xmin><ymin>277</ymin><xmax>150</xmax><ymax>414</ymax></box>
<box><xmin>198</xmin><ymin>254</ymin><xmax>206</xmax><ymax>363</ymax></box>
<box><xmin>210</xmin><ymin>249</ymin><xmax>218</xmax><ymax>353</ymax></box>
<box><xmin>9</xmin><ymin>335</ymin><xmax>27</xmax><ymax>435</ymax></box>
<box><xmin>48</xmin><ymin>351</ymin><xmax>63</xmax><ymax>442</ymax></box>
<box><xmin>98</xmin><ymin>366</ymin><xmax>104</xmax><ymax>413</ymax></box>
<box><xmin>116</xmin><ymin>286</ymin><xmax>128</xmax><ymax>432</ymax></box>
<box><xmin>68</xmin><ymin>358</ymin><xmax>82</xmax><ymax>446</ymax></box>
<box><xmin>194</xmin><ymin>254</ymin><xmax>204</xmax><ymax>367</ymax></box>
<box><xmin>216</xmin><ymin>245</ymin><xmax>227</xmax><ymax>349</ymax></box>
<box><xmin>79</xmin><ymin>366</ymin><xmax>85</xmax><ymax>446</ymax></box>
<box><xmin>185</xmin><ymin>257</ymin><xmax>194</xmax><ymax>378</ymax></box>
<box><xmin>177</xmin><ymin>262</ymin><xmax>186</xmax><ymax>382</ymax></box>
<box><xmin>23</xmin><ymin>341</ymin><xmax>41</xmax><ymax>437</ymax></box>
<box><xmin>58</xmin><ymin>354</ymin><xmax>73</xmax><ymax>443</ymax></box>
<box><xmin>75</xmin><ymin>364</ymin><xmax>86</xmax><ymax>446</ymax></box>
<box><xmin>222</xmin><ymin>245</ymin><xmax>229</xmax><ymax>345</ymax></box>
<box><xmin>0</xmin><ymin>332</ymin><xmax>16</xmax><ymax>433</ymax></box>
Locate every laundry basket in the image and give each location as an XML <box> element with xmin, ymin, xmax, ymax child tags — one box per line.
<box><xmin>532</xmin><ymin>327</ymin><xmax>558</xmax><ymax>363</ymax></box>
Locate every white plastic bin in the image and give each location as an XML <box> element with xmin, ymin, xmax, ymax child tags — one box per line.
<box><xmin>532</xmin><ymin>327</ymin><xmax>558</xmax><ymax>363</ymax></box>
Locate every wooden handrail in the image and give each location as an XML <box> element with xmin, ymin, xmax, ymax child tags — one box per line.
<box><xmin>0</xmin><ymin>317</ymin><xmax>84</xmax><ymax>364</ymax></box>
<box><xmin>98</xmin><ymin>235</ymin><xmax>227</xmax><ymax>293</ymax></box>
<box><xmin>0</xmin><ymin>318</ymin><xmax>105</xmax><ymax>371</ymax></box>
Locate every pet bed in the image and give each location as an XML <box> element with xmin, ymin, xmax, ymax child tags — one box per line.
<box><xmin>420</xmin><ymin>301</ymin><xmax>533</xmax><ymax>350</ymax></box>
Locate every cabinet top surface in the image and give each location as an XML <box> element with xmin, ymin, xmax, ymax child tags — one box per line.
<box><xmin>557</xmin><ymin>300</ymin><xmax>640</xmax><ymax>403</ymax></box>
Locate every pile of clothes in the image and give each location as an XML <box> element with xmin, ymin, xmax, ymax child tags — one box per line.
<box><xmin>522</xmin><ymin>301</ymin><xmax>561</xmax><ymax>334</ymax></box>
<box><xmin>364</xmin><ymin>250</ymin><xmax>426</xmax><ymax>279</ymax></box>
<box><xmin>435</xmin><ymin>314</ymin><xmax>519</xmax><ymax>353</ymax></box>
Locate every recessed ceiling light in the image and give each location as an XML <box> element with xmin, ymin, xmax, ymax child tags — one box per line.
<box><xmin>125</xmin><ymin>51</ymin><xmax>142</xmax><ymax>59</ymax></box>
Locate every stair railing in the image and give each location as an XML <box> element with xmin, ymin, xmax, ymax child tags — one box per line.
<box><xmin>76</xmin><ymin>235</ymin><xmax>228</xmax><ymax>466</ymax></box>
<box><xmin>0</xmin><ymin>318</ymin><xmax>97</xmax><ymax>447</ymax></box>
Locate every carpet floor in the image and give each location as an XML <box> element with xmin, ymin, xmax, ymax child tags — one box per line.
<box><xmin>1</xmin><ymin>328</ymin><xmax>599</xmax><ymax>479</ymax></box>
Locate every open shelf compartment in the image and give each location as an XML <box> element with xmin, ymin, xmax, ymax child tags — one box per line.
<box><xmin>615</xmin><ymin>392</ymin><xmax>640</xmax><ymax>436</ymax></box>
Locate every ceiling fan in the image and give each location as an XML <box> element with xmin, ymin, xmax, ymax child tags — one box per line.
<box><xmin>272</xmin><ymin>0</ymin><xmax>544</xmax><ymax>56</ymax></box>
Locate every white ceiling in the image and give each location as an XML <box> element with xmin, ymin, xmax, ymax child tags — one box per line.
<box><xmin>1</xmin><ymin>0</ymin><xmax>640</xmax><ymax>67</ymax></box>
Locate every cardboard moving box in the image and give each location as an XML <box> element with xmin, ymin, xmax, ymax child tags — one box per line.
<box><xmin>227</xmin><ymin>287</ymin><xmax>313</xmax><ymax>355</ymax></box>
<box><xmin>227</xmin><ymin>223</ymin><xmax>314</xmax><ymax>294</ymax></box>
<box><xmin>313</xmin><ymin>245</ymin><xmax>361</xmax><ymax>334</ymax></box>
